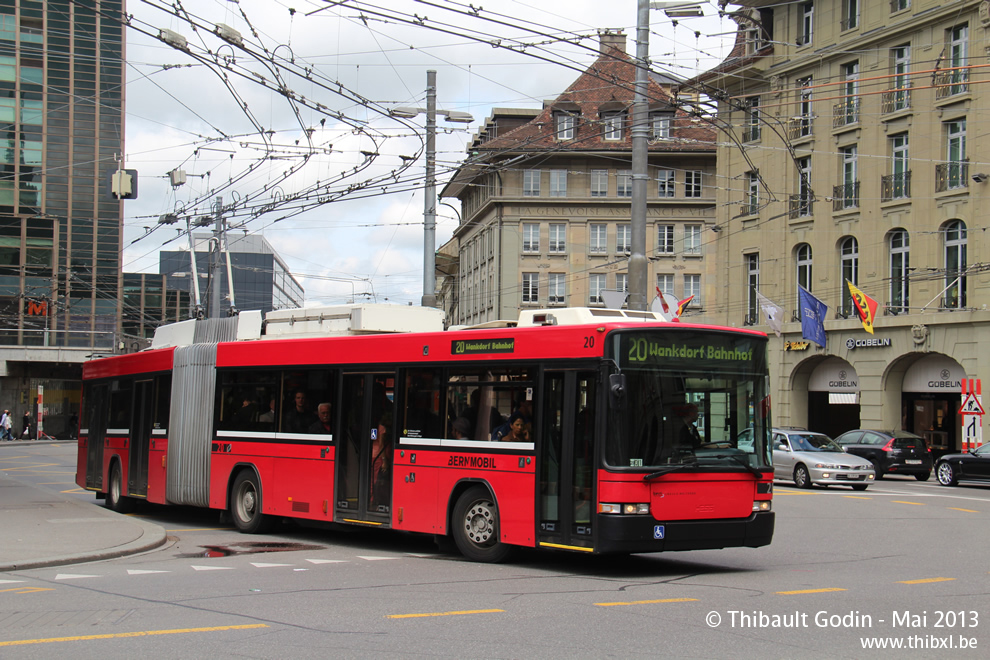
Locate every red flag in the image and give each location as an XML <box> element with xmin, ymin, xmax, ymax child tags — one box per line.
<box><xmin>846</xmin><ymin>280</ymin><xmax>879</xmax><ymax>334</ymax></box>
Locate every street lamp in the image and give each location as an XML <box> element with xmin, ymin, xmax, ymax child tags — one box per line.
<box><xmin>390</xmin><ymin>70</ymin><xmax>473</xmax><ymax>309</ymax></box>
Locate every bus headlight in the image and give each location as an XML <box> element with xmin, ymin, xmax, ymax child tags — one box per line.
<box><xmin>753</xmin><ymin>500</ymin><xmax>771</xmax><ymax>512</ymax></box>
<box><xmin>598</xmin><ymin>503</ymin><xmax>650</xmax><ymax>515</ymax></box>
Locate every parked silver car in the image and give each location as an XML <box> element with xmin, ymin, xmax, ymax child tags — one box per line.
<box><xmin>773</xmin><ymin>428</ymin><xmax>876</xmax><ymax>490</ymax></box>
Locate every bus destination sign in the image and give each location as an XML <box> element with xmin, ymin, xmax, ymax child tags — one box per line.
<box><xmin>452</xmin><ymin>338</ymin><xmax>515</xmax><ymax>356</ymax></box>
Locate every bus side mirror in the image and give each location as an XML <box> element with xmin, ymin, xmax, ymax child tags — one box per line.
<box><xmin>609</xmin><ymin>374</ymin><xmax>626</xmax><ymax>409</ymax></box>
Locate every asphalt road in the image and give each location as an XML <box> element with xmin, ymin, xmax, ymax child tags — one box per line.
<box><xmin>2</xmin><ymin>443</ymin><xmax>987</xmax><ymax>659</ymax></box>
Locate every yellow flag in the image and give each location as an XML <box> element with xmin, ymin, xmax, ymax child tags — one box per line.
<box><xmin>846</xmin><ymin>281</ymin><xmax>878</xmax><ymax>334</ymax></box>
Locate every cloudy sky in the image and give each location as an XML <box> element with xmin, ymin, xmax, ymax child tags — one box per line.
<box><xmin>121</xmin><ymin>0</ymin><xmax>741</xmax><ymax>308</ymax></box>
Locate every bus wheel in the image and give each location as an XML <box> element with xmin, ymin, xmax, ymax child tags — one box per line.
<box><xmin>106</xmin><ymin>462</ymin><xmax>134</xmax><ymax>513</ymax></box>
<box><xmin>452</xmin><ymin>486</ymin><xmax>513</xmax><ymax>563</ymax></box>
<box><xmin>231</xmin><ymin>470</ymin><xmax>272</xmax><ymax>534</ymax></box>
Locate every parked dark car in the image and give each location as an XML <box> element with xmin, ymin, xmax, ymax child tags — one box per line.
<box><xmin>833</xmin><ymin>430</ymin><xmax>932</xmax><ymax>480</ymax></box>
<box><xmin>935</xmin><ymin>443</ymin><xmax>990</xmax><ymax>486</ymax></box>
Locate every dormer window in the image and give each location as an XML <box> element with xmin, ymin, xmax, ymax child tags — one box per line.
<box><xmin>555</xmin><ymin>112</ymin><xmax>575</xmax><ymax>140</ymax></box>
<box><xmin>602</xmin><ymin>111</ymin><xmax>624</xmax><ymax>140</ymax></box>
<box><xmin>651</xmin><ymin>113</ymin><xmax>672</xmax><ymax>140</ymax></box>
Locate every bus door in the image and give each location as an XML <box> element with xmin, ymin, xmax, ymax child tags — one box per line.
<box><xmin>128</xmin><ymin>379</ymin><xmax>154</xmax><ymax>497</ymax></box>
<box><xmin>538</xmin><ymin>370</ymin><xmax>598</xmax><ymax>551</ymax></box>
<box><xmin>84</xmin><ymin>383</ymin><xmax>109</xmax><ymax>490</ymax></box>
<box><xmin>336</xmin><ymin>372</ymin><xmax>394</xmax><ymax>524</ymax></box>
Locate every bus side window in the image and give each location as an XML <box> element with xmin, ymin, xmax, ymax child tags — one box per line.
<box><xmin>402</xmin><ymin>369</ymin><xmax>442</xmax><ymax>440</ymax></box>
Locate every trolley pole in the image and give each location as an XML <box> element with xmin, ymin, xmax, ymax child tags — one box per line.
<box><xmin>628</xmin><ymin>0</ymin><xmax>650</xmax><ymax>311</ymax></box>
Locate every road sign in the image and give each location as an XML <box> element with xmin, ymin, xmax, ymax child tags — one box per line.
<box><xmin>959</xmin><ymin>393</ymin><xmax>985</xmax><ymax>415</ymax></box>
<box><xmin>960</xmin><ymin>379</ymin><xmax>983</xmax><ymax>451</ymax></box>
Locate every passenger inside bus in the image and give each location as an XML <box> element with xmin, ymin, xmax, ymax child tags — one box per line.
<box><xmin>283</xmin><ymin>390</ymin><xmax>318</xmax><ymax>434</ymax></box>
<box><xmin>308</xmin><ymin>403</ymin><xmax>333</xmax><ymax>434</ymax></box>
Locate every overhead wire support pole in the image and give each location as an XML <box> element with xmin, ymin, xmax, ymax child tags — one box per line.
<box><xmin>628</xmin><ymin>0</ymin><xmax>651</xmax><ymax>311</ymax></box>
<box><xmin>210</xmin><ymin>196</ymin><xmax>223</xmax><ymax>319</ymax></box>
<box><xmin>423</xmin><ymin>69</ymin><xmax>438</xmax><ymax>309</ymax></box>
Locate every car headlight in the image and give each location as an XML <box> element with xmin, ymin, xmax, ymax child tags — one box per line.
<box><xmin>815</xmin><ymin>463</ymin><xmax>842</xmax><ymax>469</ymax></box>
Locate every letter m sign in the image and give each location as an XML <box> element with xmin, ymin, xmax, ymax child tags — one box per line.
<box><xmin>25</xmin><ymin>300</ymin><xmax>47</xmax><ymax>316</ymax></box>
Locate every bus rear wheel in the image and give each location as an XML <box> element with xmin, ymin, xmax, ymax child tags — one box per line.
<box><xmin>106</xmin><ymin>461</ymin><xmax>134</xmax><ymax>513</ymax></box>
<box><xmin>231</xmin><ymin>470</ymin><xmax>272</xmax><ymax>534</ymax></box>
<box><xmin>452</xmin><ymin>486</ymin><xmax>513</xmax><ymax>563</ymax></box>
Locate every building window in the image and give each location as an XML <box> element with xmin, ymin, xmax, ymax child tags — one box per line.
<box><xmin>555</xmin><ymin>113</ymin><xmax>575</xmax><ymax>140</ymax></box>
<box><xmin>886</xmin><ymin>134</ymin><xmax>910</xmax><ymax>200</ymax></box>
<box><xmin>889</xmin><ymin>230</ymin><xmax>909</xmax><ymax>313</ymax></box>
<box><xmin>602</xmin><ymin>111</ymin><xmax>623</xmax><ymax>140</ymax></box>
<box><xmin>744</xmin><ymin>97</ymin><xmax>760</xmax><ymax>142</ymax></box>
<box><xmin>683</xmin><ymin>225</ymin><xmax>701</xmax><ymax>255</ymax></box>
<box><xmin>616</xmin><ymin>273</ymin><xmax>628</xmax><ymax>293</ymax></box>
<box><xmin>522</xmin><ymin>273</ymin><xmax>539</xmax><ymax>304</ymax></box>
<box><xmin>835</xmin><ymin>61</ymin><xmax>859</xmax><ymax>126</ymax></box>
<box><xmin>522</xmin><ymin>223</ymin><xmax>540</xmax><ymax>253</ymax></box>
<box><xmin>939</xmin><ymin>119</ymin><xmax>967</xmax><ymax>191</ymax></box>
<box><xmin>617</xmin><ymin>170</ymin><xmax>632</xmax><ymax>197</ymax></box>
<box><xmin>683</xmin><ymin>274</ymin><xmax>701</xmax><ymax>307</ymax></box>
<box><xmin>792</xmin><ymin>156</ymin><xmax>813</xmax><ymax>217</ymax></box>
<box><xmin>550</xmin><ymin>169</ymin><xmax>567</xmax><ymax>197</ymax></box>
<box><xmin>840</xmin><ymin>236</ymin><xmax>859</xmax><ymax>316</ymax></box>
<box><xmin>842</xmin><ymin>0</ymin><xmax>859</xmax><ymax>30</ymax></box>
<box><xmin>590</xmin><ymin>224</ymin><xmax>607</xmax><ymax>254</ymax></box>
<box><xmin>651</xmin><ymin>113</ymin><xmax>671</xmax><ymax>139</ymax></box>
<box><xmin>657</xmin><ymin>273</ymin><xmax>673</xmax><ymax>296</ymax></box>
<box><xmin>746</xmin><ymin>253</ymin><xmax>759</xmax><ymax>325</ymax></box>
<box><xmin>891</xmin><ymin>0</ymin><xmax>909</xmax><ymax>12</ymax></box>
<box><xmin>796</xmin><ymin>243</ymin><xmax>813</xmax><ymax>291</ymax></box>
<box><xmin>799</xmin><ymin>2</ymin><xmax>814</xmax><ymax>46</ymax></box>
<box><xmin>948</xmin><ymin>24</ymin><xmax>969</xmax><ymax>96</ymax></box>
<box><xmin>797</xmin><ymin>77</ymin><xmax>813</xmax><ymax>137</ymax></box>
<box><xmin>685</xmin><ymin>171</ymin><xmax>702</xmax><ymax>198</ymax></box>
<box><xmin>657</xmin><ymin>169</ymin><xmax>675</xmax><ymax>197</ymax></box>
<box><xmin>943</xmin><ymin>220</ymin><xmax>967</xmax><ymax>308</ymax></box>
<box><xmin>523</xmin><ymin>170</ymin><xmax>540</xmax><ymax>196</ymax></box>
<box><xmin>616</xmin><ymin>224</ymin><xmax>631</xmax><ymax>253</ymax></box>
<box><xmin>591</xmin><ymin>169</ymin><xmax>608</xmax><ymax>197</ymax></box>
<box><xmin>887</xmin><ymin>45</ymin><xmax>911</xmax><ymax>112</ymax></box>
<box><xmin>744</xmin><ymin>170</ymin><xmax>759</xmax><ymax>215</ymax></box>
<box><xmin>836</xmin><ymin>145</ymin><xmax>858</xmax><ymax>210</ymax></box>
<box><xmin>548</xmin><ymin>223</ymin><xmax>566</xmax><ymax>254</ymax></box>
<box><xmin>548</xmin><ymin>273</ymin><xmax>565</xmax><ymax>305</ymax></box>
<box><xmin>657</xmin><ymin>224</ymin><xmax>674</xmax><ymax>254</ymax></box>
<box><xmin>589</xmin><ymin>273</ymin><xmax>606</xmax><ymax>305</ymax></box>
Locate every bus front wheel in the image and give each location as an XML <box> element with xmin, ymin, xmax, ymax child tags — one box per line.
<box><xmin>231</xmin><ymin>470</ymin><xmax>272</xmax><ymax>534</ymax></box>
<box><xmin>452</xmin><ymin>486</ymin><xmax>513</xmax><ymax>563</ymax></box>
<box><xmin>106</xmin><ymin>461</ymin><xmax>134</xmax><ymax>513</ymax></box>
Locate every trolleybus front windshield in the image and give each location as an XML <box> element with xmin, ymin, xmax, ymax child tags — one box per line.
<box><xmin>606</xmin><ymin>330</ymin><xmax>771</xmax><ymax>471</ymax></box>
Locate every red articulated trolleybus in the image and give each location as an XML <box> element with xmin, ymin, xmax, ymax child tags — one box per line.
<box><xmin>76</xmin><ymin>304</ymin><xmax>774</xmax><ymax>562</ymax></box>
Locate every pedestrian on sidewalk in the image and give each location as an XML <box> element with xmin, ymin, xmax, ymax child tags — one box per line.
<box><xmin>21</xmin><ymin>411</ymin><xmax>31</xmax><ymax>439</ymax></box>
<box><xmin>0</xmin><ymin>410</ymin><xmax>11</xmax><ymax>441</ymax></box>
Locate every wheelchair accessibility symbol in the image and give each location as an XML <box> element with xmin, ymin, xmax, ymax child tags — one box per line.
<box><xmin>653</xmin><ymin>525</ymin><xmax>665</xmax><ymax>540</ymax></box>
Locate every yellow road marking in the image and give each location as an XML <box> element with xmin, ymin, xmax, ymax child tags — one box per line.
<box><xmin>164</xmin><ymin>528</ymin><xmax>234</xmax><ymax>532</ymax></box>
<box><xmin>387</xmin><ymin>609</ymin><xmax>503</xmax><ymax>619</ymax></box>
<box><xmin>948</xmin><ymin>507</ymin><xmax>979</xmax><ymax>513</ymax></box>
<box><xmin>891</xmin><ymin>500</ymin><xmax>925</xmax><ymax>506</ymax></box>
<box><xmin>776</xmin><ymin>588</ymin><xmax>847</xmax><ymax>595</ymax></box>
<box><xmin>596</xmin><ymin>598</ymin><xmax>698</xmax><ymax>607</ymax></box>
<box><xmin>37</xmin><ymin>482</ymin><xmax>75</xmax><ymax>485</ymax></box>
<box><xmin>60</xmin><ymin>488</ymin><xmax>88</xmax><ymax>494</ymax></box>
<box><xmin>843</xmin><ymin>496</ymin><xmax>871</xmax><ymax>500</ymax></box>
<box><xmin>0</xmin><ymin>587</ymin><xmax>55</xmax><ymax>594</ymax></box>
<box><xmin>0</xmin><ymin>463</ymin><xmax>59</xmax><ymax>471</ymax></box>
<box><xmin>898</xmin><ymin>577</ymin><xmax>955</xmax><ymax>585</ymax></box>
<box><xmin>0</xmin><ymin>624</ymin><xmax>269</xmax><ymax>647</ymax></box>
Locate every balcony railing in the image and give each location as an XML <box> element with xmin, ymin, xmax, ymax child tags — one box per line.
<box><xmin>787</xmin><ymin>117</ymin><xmax>813</xmax><ymax>140</ymax></box>
<box><xmin>935</xmin><ymin>69</ymin><xmax>969</xmax><ymax>99</ymax></box>
<box><xmin>832</xmin><ymin>99</ymin><xmax>860</xmax><ymax>127</ymax></box>
<box><xmin>832</xmin><ymin>182</ymin><xmax>860</xmax><ymax>211</ymax></box>
<box><xmin>935</xmin><ymin>160</ymin><xmax>969</xmax><ymax>192</ymax></box>
<box><xmin>840</xmin><ymin>15</ymin><xmax>859</xmax><ymax>31</ymax></box>
<box><xmin>742</xmin><ymin>125</ymin><xmax>761</xmax><ymax>142</ymax></box>
<box><xmin>881</xmin><ymin>82</ymin><xmax>912</xmax><ymax>114</ymax></box>
<box><xmin>788</xmin><ymin>194</ymin><xmax>813</xmax><ymax>219</ymax></box>
<box><xmin>881</xmin><ymin>171</ymin><xmax>912</xmax><ymax>201</ymax></box>
<box><xmin>739</xmin><ymin>201</ymin><xmax>759</xmax><ymax>217</ymax></box>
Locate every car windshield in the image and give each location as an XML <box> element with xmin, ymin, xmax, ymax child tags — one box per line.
<box><xmin>788</xmin><ymin>433</ymin><xmax>842</xmax><ymax>452</ymax></box>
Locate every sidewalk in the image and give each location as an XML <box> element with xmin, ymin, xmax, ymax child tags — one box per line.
<box><xmin>0</xmin><ymin>440</ymin><xmax>167</xmax><ymax>572</ymax></box>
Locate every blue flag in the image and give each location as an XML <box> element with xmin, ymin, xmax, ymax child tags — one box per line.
<box><xmin>798</xmin><ymin>286</ymin><xmax>827</xmax><ymax>348</ymax></box>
